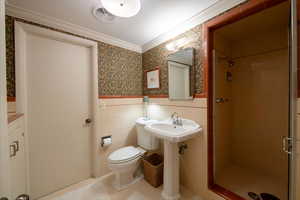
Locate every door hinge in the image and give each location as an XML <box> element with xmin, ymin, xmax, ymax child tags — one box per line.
<box><xmin>282</xmin><ymin>136</ymin><xmax>293</xmax><ymax>154</ymax></box>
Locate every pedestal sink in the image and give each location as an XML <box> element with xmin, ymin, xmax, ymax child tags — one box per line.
<box><xmin>145</xmin><ymin>118</ymin><xmax>202</xmax><ymax>200</ymax></box>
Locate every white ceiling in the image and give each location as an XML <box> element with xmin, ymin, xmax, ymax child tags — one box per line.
<box><xmin>7</xmin><ymin>0</ymin><xmax>218</xmax><ymax>46</ymax></box>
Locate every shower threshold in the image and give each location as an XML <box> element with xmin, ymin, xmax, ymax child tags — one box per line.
<box><xmin>215</xmin><ymin>165</ymin><xmax>287</xmax><ymax>200</ymax></box>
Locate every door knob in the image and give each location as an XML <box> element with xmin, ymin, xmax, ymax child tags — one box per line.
<box><xmin>16</xmin><ymin>194</ymin><xmax>30</xmax><ymax>200</ymax></box>
<box><xmin>85</xmin><ymin>118</ymin><xmax>92</xmax><ymax>124</ymax></box>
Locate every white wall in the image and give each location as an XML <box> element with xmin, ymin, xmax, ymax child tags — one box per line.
<box><xmin>97</xmin><ymin>98</ymin><xmax>144</xmax><ymax>176</ymax></box>
<box><xmin>92</xmin><ymin>97</ymin><xmax>228</xmax><ymax>200</ymax></box>
<box><xmin>8</xmin><ymin>98</ymin><xmax>144</xmax><ymax>179</ymax></box>
<box><xmin>7</xmin><ymin>102</ymin><xmax>16</xmax><ymax>113</ymax></box>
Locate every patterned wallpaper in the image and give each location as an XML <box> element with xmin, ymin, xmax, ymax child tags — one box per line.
<box><xmin>142</xmin><ymin>24</ymin><xmax>204</xmax><ymax>96</ymax></box>
<box><xmin>6</xmin><ymin>16</ymin><xmax>15</xmax><ymax>97</ymax></box>
<box><xmin>5</xmin><ymin>15</ymin><xmax>143</xmax><ymax>97</ymax></box>
<box><xmin>98</xmin><ymin>43</ymin><xmax>142</xmax><ymax>96</ymax></box>
<box><xmin>6</xmin><ymin>15</ymin><xmax>204</xmax><ymax>97</ymax></box>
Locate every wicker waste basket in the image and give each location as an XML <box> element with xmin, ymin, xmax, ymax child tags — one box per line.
<box><xmin>143</xmin><ymin>153</ymin><xmax>163</xmax><ymax>187</ymax></box>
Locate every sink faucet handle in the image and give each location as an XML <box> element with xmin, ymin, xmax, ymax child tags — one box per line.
<box><xmin>171</xmin><ymin>112</ymin><xmax>179</xmax><ymax>125</ymax></box>
<box><xmin>171</xmin><ymin>112</ymin><xmax>178</xmax><ymax>119</ymax></box>
<box><xmin>176</xmin><ymin>116</ymin><xmax>183</xmax><ymax>126</ymax></box>
<box><xmin>178</xmin><ymin>118</ymin><xmax>183</xmax><ymax>126</ymax></box>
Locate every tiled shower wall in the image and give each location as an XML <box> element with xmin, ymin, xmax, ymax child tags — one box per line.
<box><xmin>230</xmin><ymin>29</ymin><xmax>289</xmax><ymax>181</ymax></box>
<box><xmin>5</xmin><ymin>16</ymin><xmax>143</xmax><ymax>97</ymax></box>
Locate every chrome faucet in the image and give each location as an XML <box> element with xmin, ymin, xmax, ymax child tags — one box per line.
<box><xmin>171</xmin><ymin>112</ymin><xmax>182</xmax><ymax>126</ymax></box>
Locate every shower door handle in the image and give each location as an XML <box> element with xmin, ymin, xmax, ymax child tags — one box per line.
<box><xmin>282</xmin><ymin>136</ymin><xmax>292</xmax><ymax>154</ymax></box>
<box><xmin>215</xmin><ymin>98</ymin><xmax>229</xmax><ymax>104</ymax></box>
<box><xmin>216</xmin><ymin>98</ymin><xmax>225</xmax><ymax>103</ymax></box>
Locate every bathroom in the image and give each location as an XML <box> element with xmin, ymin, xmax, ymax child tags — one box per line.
<box><xmin>0</xmin><ymin>0</ymin><xmax>299</xmax><ymax>200</ymax></box>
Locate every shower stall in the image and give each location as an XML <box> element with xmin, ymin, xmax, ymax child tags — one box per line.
<box><xmin>210</xmin><ymin>1</ymin><xmax>296</xmax><ymax>200</ymax></box>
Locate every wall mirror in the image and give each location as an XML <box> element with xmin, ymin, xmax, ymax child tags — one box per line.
<box><xmin>167</xmin><ymin>48</ymin><xmax>194</xmax><ymax>100</ymax></box>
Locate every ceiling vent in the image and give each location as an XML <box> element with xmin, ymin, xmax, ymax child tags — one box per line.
<box><xmin>93</xmin><ymin>7</ymin><xmax>117</xmax><ymax>23</ymax></box>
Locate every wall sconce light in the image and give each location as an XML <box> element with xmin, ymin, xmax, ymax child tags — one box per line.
<box><xmin>166</xmin><ymin>37</ymin><xmax>191</xmax><ymax>51</ymax></box>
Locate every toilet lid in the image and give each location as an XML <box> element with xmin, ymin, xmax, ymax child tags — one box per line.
<box><xmin>108</xmin><ymin>146</ymin><xmax>141</xmax><ymax>164</ymax></box>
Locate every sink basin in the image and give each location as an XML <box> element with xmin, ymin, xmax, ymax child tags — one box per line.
<box><xmin>145</xmin><ymin>118</ymin><xmax>202</xmax><ymax>143</ymax></box>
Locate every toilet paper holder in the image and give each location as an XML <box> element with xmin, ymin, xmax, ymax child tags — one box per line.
<box><xmin>101</xmin><ymin>135</ymin><xmax>112</xmax><ymax>147</ymax></box>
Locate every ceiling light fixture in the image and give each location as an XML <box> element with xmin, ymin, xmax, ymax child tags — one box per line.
<box><xmin>100</xmin><ymin>0</ymin><xmax>141</xmax><ymax>18</ymax></box>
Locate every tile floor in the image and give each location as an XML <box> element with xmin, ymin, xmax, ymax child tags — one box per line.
<box><xmin>38</xmin><ymin>174</ymin><xmax>199</xmax><ymax>200</ymax></box>
<box><xmin>216</xmin><ymin>165</ymin><xmax>288</xmax><ymax>200</ymax></box>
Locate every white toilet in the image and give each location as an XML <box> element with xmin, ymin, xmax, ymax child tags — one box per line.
<box><xmin>107</xmin><ymin>117</ymin><xmax>160</xmax><ymax>190</ymax></box>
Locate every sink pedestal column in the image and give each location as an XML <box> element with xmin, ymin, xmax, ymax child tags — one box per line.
<box><xmin>162</xmin><ymin>141</ymin><xmax>180</xmax><ymax>200</ymax></box>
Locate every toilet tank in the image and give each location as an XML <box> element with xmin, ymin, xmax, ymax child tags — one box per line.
<box><xmin>135</xmin><ymin>117</ymin><xmax>160</xmax><ymax>150</ymax></box>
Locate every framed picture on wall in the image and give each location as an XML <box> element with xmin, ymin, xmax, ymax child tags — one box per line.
<box><xmin>145</xmin><ymin>67</ymin><xmax>160</xmax><ymax>89</ymax></box>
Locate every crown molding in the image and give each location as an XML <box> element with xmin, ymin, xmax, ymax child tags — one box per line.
<box><xmin>142</xmin><ymin>0</ymin><xmax>247</xmax><ymax>53</ymax></box>
<box><xmin>5</xmin><ymin>3</ymin><xmax>142</xmax><ymax>53</ymax></box>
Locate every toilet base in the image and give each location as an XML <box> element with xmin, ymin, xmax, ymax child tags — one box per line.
<box><xmin>112</xmin><ymin>173</ymin><xmax>144</xmax><ymax>191</ymax></box>
<box><xmin>109</xmin><ymin>157</ymin><xmax>143</xmax><ymax>191</ymax></box>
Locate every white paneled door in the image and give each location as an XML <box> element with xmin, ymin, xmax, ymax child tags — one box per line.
<box><xmin>15</xmin><ymin>23</ymin><xmax>98</xmax><ymax>199</ymax></box>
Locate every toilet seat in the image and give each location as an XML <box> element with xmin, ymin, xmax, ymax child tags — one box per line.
<box><xmin>108</xmin><ymin>146</ymin><xmax>141</xmax><ymax>164</ymax></box>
